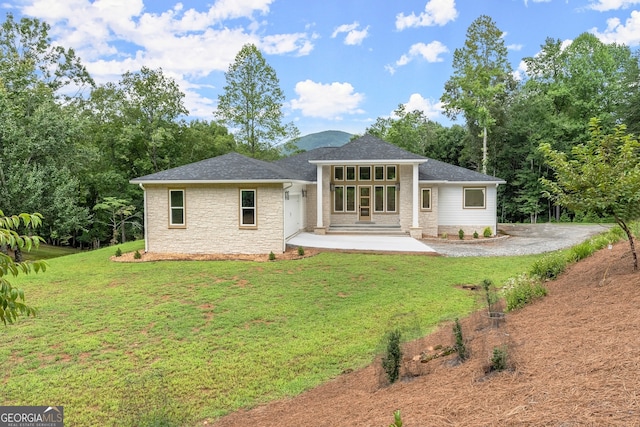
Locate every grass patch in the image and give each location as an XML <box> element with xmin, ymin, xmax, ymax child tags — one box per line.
<box><xmin>4</xmin><ymin>241</ymin><xmax>541</xmax><ymax>426</ymax></box>
<box><xmin>22</xmin><ymin>244</ymin><xmax>80</xmax><ymax>260</ymax></box>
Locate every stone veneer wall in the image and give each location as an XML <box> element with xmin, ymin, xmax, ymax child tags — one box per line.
<box><xmin>144</xmin><ymin>183</ymin><xmax>284</xmax><ymax>254</ymax></box>
<box><xmin>398</xmin><ymin>164</ymin><xmax>414</xmax><ymax>233</ymax></box>
<box><xmin>418</xmin><ymin>185</ymin><xmax>439</xmax><ymax>237</ymax></box>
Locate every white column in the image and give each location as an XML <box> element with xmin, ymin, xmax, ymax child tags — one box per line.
<box><xmin>412</xmin><ymin>164</ymin><xmax>419</xmax><ymax>228</ymax></box>
<box><xmin>316</xmin><ymin>164</ymin><xmax>323</xmax><ymax>228</ymax></box>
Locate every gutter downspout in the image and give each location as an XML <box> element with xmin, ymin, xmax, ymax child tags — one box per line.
<box><xmin>283</xmin><ymin>182</ymin><xmax>293</xmax><ymax>253</ymax></box>
<box><xmin>138</xmin><ymin>183</ymin><xmax>148</xmax><ymax>253</ymax></box>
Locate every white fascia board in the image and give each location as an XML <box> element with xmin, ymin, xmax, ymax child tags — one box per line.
<box><xmin>129</xmin><ymin>179</ymin><xmax>312</xmax><ymax>185</ymax></box>
<box><xmin>423</xmin><ymin>180</ymin><xmax>506</xmax><ymax>185</ymax></box>
<box><xmin>308</xmin><ymin>159</ymin><xmax>427</xmax><ymax>165</ymax></box>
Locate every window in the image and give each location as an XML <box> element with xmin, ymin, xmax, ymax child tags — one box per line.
<box><xmin>374</xmin><ymin>166</ymin><xmax>385</xmax><ymax>181</ymax></box>
<box><xmin>334</xmin><ymin>186</ymin><xmax>344</xmax><ymax>211</ymax></box>
<box><xmin>346</xmin><ymin>166</ymin><xmax>356</xmax><ymax>181</ymax></box>
<box><xmin>421</xmin><ymin>188</ymin><xmax>432</xmax><ymax>210</ymax></box>
<box><xmin>346</xmin><ymin>186</ymin><xmax>356</xmax><ymax>212</ymax></box>
<box><xmin>334</xmin><ymin>166</ymin><xmax>344</xmax><ymax>181</ymax></box>
<box><xmin>386</xmin><ymin>166</ymin><xmax>397</xmax><ymax>181</ymax></box>
<box><xmin>386</xmin><ymin>186</ymin><xmax>397</xmax><ymax>212</ymax></box>
<box><xmin>169</xmin><ymin>189</ymin><xmax>185</xmax><ymax>227</ymax></box>
<box><xmin>240</xmin><ymin>189</ymin><xmax>257</xmax><ymax>227</ymax></box>
<box><xmin>359</xmin><ymin>166</ymin><xmax>371</xmax><ymax>181</ymax></box>
<box><xmin>464</xmin><ymin>187</ymin><xmax>486</xmax><ymax>209</ymax></box>
<box><xmin>374</xmin><ymin>186</ymin><xmax>385</xmax><ymax>212</ymax></box>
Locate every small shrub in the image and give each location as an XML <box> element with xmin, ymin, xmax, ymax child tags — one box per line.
<box><xmin>115</xmin><ymin>247</ymin><xmax>122</xmax><ymax>257</ymax></box>
<box><xmin>530</xmin><ymin>253</ymin><xmax>566</xmax><ymax>280</ymax></box>
<box><xmin>452</xmin><ymin>318</ymin><xmax>468</xmax><ymax>362</ymax></box>
<box><xmin>483</xmin><ymin>227</ymin><xmax>492</xmax><ymax>238</ymax></box>
<box><xmin>567</xmin><ymin>241</ymin><xmax>595</xmax><ymax>262</ymax></box>
<box><xmin>268</xmin><ymin>251</ymin><xmax>276</xmax><ymax>261</ymax></box>
<box><xmin>458</xmin><ymin>229</ymin><xmax>465</xmax><ymax>240</ymax></box>
<box><xmin>133</xmin><ymin>250</ymin><xmax>142</xmax><ymax>260</ymax></box>
<box><xmin>473</xmin><ymin>231</ymin><xmax>479</xmax><ymax>239</ymax></box>
<box><xmin>441</xmin><ymin>232</ymin><xmax>448</xmax><ymax>239</ymax></box>
<box><xmin>297</xmin><ymin>246</ymin><xmax>305</xmax><ymax>256</ymax></box>
<box><xmin>503</xmin><ymin>274</ymin><xmax>548</xmax><ymax>311</ymax></box>
<box><xmin>382</xmin><ymin>329</ymin><xmax>402</xmax><ymax>384</ymax></box>
<box><xmin>490</xmin><ymin>345</ymin><xmax>508</xmax><ymax>372</ymax></box>
<box><xmin>388</xmin><ymin>409</ymin><xmax>403</xmax><ymax>427</ymax></box>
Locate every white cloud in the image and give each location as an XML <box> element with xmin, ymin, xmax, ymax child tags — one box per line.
<box><xmin>291</xmin><ymin>80</ymin><xmax>365</xmax><ymax>119</ymax></box>
<box><xmin>587</xmin><ymin>0</ymin><xmax>640</xmax><ymax>11</ymax></box>
<box><xmin>395</xmin><ymin>0</ymin><xmax>458</xmax><ymax>30</ymax></box>
<box><xmin>261</xmin><ymin>33</ymin><xmax>315</xmax><ymax>55</ymax></box>
<box><xmin>331</xmin><ymin>21</ymin><xmax>369</xmax><ymax>45</ymax></box>
<box><xmin>590</xmin><ymin>10</ymin><xmax>640</xmax><ymax>46</ymax></box>
<box><xmin>507</xmin><ymin>43</ymin><xmax>524</xmax><ymax>51</ymax></box>
<box><xmin>13</xmin><ymin>0</ymin><xmax>316</xmax><ymax>119</ymax></box>
<box><xmin>386</xmin><ymin>41</ymin><xmax>448</xmax><ymax>74</ymax></box>
<box><xmin>398</xmin><ymin>93</ymin><xmax>443</xmax><ymax>120</ymax></box>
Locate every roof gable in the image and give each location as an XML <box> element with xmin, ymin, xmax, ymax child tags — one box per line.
<box><xmin>308</xmin><ymin>134</ymin><xmax>427</xmax><ymax>163</ymax></box>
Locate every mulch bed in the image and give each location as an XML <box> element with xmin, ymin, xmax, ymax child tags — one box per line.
<box><xmin>211</xmin><ymin>241</ymin><xmax>640</xmax><ymax>426</ymax></box>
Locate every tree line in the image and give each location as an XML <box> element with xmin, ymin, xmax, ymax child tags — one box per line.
<box><xmin>1</xmin><ymin>13</ymin><xmax>639</xmax><ymax>248</ymax></box>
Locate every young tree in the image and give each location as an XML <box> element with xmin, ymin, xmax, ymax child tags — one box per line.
<box><xmin>216</xmin><ymin>44</ymin><xmax>299</xmax><ymax>159</ymax></box>
<box><xmin>0</xmin><ymin>211</ymin><xmax>46</xmax><ymax>325</ymax></box>
<box><xmin>540</xmin><ymin>119</ymin><xmax>640</xmax><ymax>270</ymax></box>
<box><xmin>441</xmin><ymin>15</ymin><xmax>514</xmax><ymax>174</ymax></box>
<box><xmin>94</xmin><ymin>197</ymin><xmax>142</xmax><ymax>245</ymax></box>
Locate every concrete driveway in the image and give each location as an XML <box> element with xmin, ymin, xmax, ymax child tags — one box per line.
<box><xmin>287</xmin><ymin>233</ymin><xmax>436</xmax><ymax>253</ymax></box>
<box><xmin>287</xmin><ymin>223</ymin><xmax>612</xmax><ymax>256</ymax></box>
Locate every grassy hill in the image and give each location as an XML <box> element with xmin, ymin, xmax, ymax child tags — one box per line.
<box><xmin>4</xmin><ymin>241</ymin><xmax>540</xmax><ymax>426</ymax></box>
<box><xmin>290</xmin><ymin>130</ymin><xmax>353</xmax><ymax>152</ymax></box>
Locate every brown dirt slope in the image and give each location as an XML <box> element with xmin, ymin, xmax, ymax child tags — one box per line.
<box><xmin>213</xmin><ymin>242</ymin><xmax>640</xmax><ymax>427</ymax></box>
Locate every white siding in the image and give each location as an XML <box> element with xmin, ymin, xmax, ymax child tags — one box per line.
<box><xmin>436</xmin><ymin>184</ymin><xmax>499</xmax><ymax>236</ymax></box>
<box><xmin>284</xmin><ymin>183</ymin><xmax>306</xmax><ymax>238</ymax></box>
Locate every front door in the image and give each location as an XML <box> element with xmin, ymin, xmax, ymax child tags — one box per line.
<box><xmin>359</xmin><ymin>185</ymin><xmax>371</xmax><ymax>222</ymax></box>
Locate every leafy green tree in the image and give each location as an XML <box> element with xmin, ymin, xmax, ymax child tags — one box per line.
<box><xmin>365</xmin><ymin>105</ymin><xmax>465</xmax><ymax>164</ymax></box>
<box><xmin>0</xmin><ymin>13</ymin><xmax>94</xmax><ymax>243</ymax></box>
<box><xmin>94</xmin><ymin>197</ymin><xmax>142</xmax><ymax>245</ymax></box>
<box><xmin>216</xmin><ymin>44</ymin><xmax>299</xmax><ymax>159</ymax></box>
<box><xmin>0</xmin><ymin>211</ymin><xmax>46</xmax><ymax>325</ymax></box>
<box><xmin>176</xmin><ymin>119</ymin><xmax>236</xmax><ymax>164</ymax></box>
<box><xmin>540</xmin><ymin>119</ymin><xmax>640</xmax><ymax>270</ymax></box>
<box><xmin>441</xmin><ymin>15</ymin><xmax>514</xmax><ymax>174</ymax></box>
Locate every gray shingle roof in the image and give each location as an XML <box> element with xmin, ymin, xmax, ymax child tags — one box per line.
<box><xmin>131</xmin><ymin>134</ymin><xmax>505</xmax><ymax>184</ymax></box>
<box><xmin>130</xmin><ymin>152</ymin><xmax>294</xmax><ymax>182</ymax></box>
<box><xmin>308</xmin><ymin>134</ymin><xmax>427</xmax><ymax>162</ymax></box>
<box><xmin>419</xmin><ymin>158</ymin><xmax>505</xmax><ymax>183</ymax></box>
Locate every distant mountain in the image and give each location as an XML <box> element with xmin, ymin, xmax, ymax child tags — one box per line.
<box><xmin>293</xmin><ymin>130</ymin><xmax>353</xmax><ymax>152</ymax></box>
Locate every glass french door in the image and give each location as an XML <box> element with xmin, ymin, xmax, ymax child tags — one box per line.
<box><xmin>359</xmin><ymin>186</ymin><xmax>371</xmax><ymax>221</ymax></box>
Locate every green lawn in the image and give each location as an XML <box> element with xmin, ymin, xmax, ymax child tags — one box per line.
<box><xmin>3</xmin><ymin>241</ymin><xmax>542</xmax><ymax>426</ymax></box>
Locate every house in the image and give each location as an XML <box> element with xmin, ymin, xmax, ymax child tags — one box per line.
<box><xmin>130</xmin><ymin>135</ymin><xmax>505</xmax><ymax>254</ymax></box>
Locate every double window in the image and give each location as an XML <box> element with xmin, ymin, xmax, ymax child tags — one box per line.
<box><xmin>240</xmin><ymin>189</ymin><xmax>257</xmax><ymax>227</ymax></box>
<box><xmin>169</xmin><ymin>189</ymin><xmax>186</xmax><ymax>227</ymax></box>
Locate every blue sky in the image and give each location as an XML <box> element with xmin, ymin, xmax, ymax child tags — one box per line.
<box><xmin>2</xmin><ymin>0</ymin><xmax>639</xmax><ymax>136</ymax></box>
